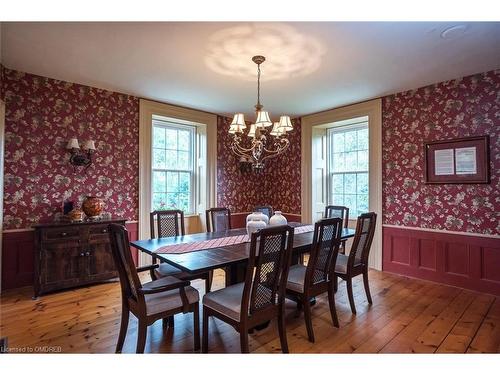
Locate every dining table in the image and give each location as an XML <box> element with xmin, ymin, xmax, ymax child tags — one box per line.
<box><xmin>130</xmin><ymin>222</ymin><xmax>356</xmax><ymax>286</ymax></box>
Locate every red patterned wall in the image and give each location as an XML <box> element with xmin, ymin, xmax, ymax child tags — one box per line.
<box><xmin>382</xmin><ymin>70</ymin><xmax>500</xmax><ymax>235</ymax></box>
<box><xmin>2</xmin><ymin>69</ymin><xmax>140</xmax><ymax>230</ymax></box>
<box><xmin>217</xmin><ymin>115</ymin><xmax>301</xmax><ymax>214</ymax></box>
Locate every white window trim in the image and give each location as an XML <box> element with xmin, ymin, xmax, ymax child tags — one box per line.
<box><xmin>301</xmin><ymin>99</ymin><xmax>382</xmax><ymax>270</ymax></box>
<box><xmin>139</xmin><ymin>99</ymin><xmax>217</xmax><ymax>262</ymax></box>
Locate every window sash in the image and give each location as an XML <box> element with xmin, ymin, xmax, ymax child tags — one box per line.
<box><xmin>151</xmin><ymin>120</ymin><xmax>196</xmax><ymax>214</ymax></box>
<box><xmin>327</xmin><ymin>122</ymin><xmax>369</xmax><ymax>216</ymax></box>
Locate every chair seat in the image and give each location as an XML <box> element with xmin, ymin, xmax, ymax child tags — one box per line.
<box><xmin>286</xmin><ymin>264</ymin><xmax>307</xmax><ymax>293</ymax></box>
<box><xmin>144</xmin><ymin>285</ymin><xmax>199</xmax><ymax>316</ymax></box>
<box><xmin>202</xmin><ymin>282</ymin><xmax>244</xmax><ymax>322</ymax></box>
<box><xmin>155</xmin><ymin>262</ymin><xmax>206</xmax><ymax>280</ymax></box>
<box><xmin>335</xmin><ymin>254</ymin><xmax>362</xmax><ymax>274</ymax></box>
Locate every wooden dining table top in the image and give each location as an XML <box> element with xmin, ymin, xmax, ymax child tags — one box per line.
<box><xmin>130</xmin><ymin>222</ymin><xmax>355</xmax><ymax>274</ymax></box>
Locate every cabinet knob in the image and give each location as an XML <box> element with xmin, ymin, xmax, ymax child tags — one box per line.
<box><xmin>61</xmin><ymin>232</ymin><xmax>67</xmax><ymax>237</ymax></box>
<box><xmin>80</xmin><ymin>252</ymin><xmax>84</xmax><ymax>257</ymax></box>
<box><xmin>85</xmin><ymin>251</ymin><xmax>90</xmax><ymax>257</ymax></box>
<box><xmin>102</xmin><ymin>229</ymin><xmax>107</xmax><ymax>233</ymax></box>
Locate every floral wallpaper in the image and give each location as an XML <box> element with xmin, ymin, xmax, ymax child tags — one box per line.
<box><xmin>217</xmin><ymin>116</ymin><xmax>301</xmax><ymax>214</ymax></box>
<box><xmin>2</xmin><ymin>69</ymin><xmax>139</xmax><ymax>229</ymax></box>
<box><xmin>382</xmin><ymin>70</ymin><xmax>500</xmax><ymax>235</ymax></box>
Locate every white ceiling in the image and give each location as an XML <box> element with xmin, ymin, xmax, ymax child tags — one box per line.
<box><xmin>2</xmin><ymin>22</ymin><xmax>500</xmax><ymax>118</ymax></box>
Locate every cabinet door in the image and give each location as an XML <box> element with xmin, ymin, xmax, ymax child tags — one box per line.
<box><xmin>40</xmin><ymin>242</ymin><xmax>85</xmax><ymax>287</ymax></box>
<box><xmin>87</xmin><ymin>243</ymin><xmax>117</xmax><ymax>280</ymax></box>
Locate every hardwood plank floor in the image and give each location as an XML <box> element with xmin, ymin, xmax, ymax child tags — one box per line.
<box><xmin>1</xmin><ymin>269</ymin><xmax>499</xmax><ymax>354</ymax></box>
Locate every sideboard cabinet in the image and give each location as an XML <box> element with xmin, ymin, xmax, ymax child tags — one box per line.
<box><xmin>33</xmin><ymin>219</ymin><xmax>126</xmax><ymax>297</ymax></box>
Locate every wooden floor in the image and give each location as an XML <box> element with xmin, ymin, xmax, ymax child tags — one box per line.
<box><xmin>1</xmin><ymin>269</ymin><xmax>499</xmax><ymax>354</ymax></box>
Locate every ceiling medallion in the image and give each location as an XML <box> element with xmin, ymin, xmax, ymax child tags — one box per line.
<box><xmin>229</xmin><ymin>55</ymin><xmax>293</xmax><ymax>172</ymax></box>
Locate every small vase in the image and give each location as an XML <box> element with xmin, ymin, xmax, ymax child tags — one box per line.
<box><xmin>246</xmin><ymin>218</ymin><xmax>267</xmax><ymax>237</ymax></box>
<box><xmin>82</xmin><ymin>196</ymin><xmax>104</xmax><ymax>219</ymax></box>
<box><xmin>269</xmin><ymin>211</ymin><xmax>287</xmax><ymax>226</ymax></box>
<box><xmin>246</xmin><ymin>211</ymin><xmax>269</xmax><ymax>225</ymax></box>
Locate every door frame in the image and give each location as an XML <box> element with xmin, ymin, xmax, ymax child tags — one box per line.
<box><xmin>0</xmin><ymin>100</ymin><xmax>5</xmax><ymax>291</ymax></box>
<box><xmin>301</xmin><ymin>99</ymin><xmax>383</xmax><ymax>270</ymax></box>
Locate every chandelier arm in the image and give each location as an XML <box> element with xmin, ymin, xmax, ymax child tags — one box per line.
<box><xmin>231</xmin><ymin>137</ymin><xmax>259</xmax><ymax>154</ymax></box>
<box><xmin>259</xmin><ymin>139</ymin><xmax>290</xmax><ymax>163</ymax></box>
<box><xmin>261</xmin><ymin>138</ymin><xmax>290</xmax><ymax>154</ymax></box>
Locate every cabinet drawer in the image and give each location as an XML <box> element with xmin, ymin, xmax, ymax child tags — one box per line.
<box><xmin>43</xmin><ymin>228</ymin><xmax>80</xmax><ymax>241</ymax></box>
<box><xmin>89</xmin><ymin>225</ymin><xmax>111</xmax><ymax>243</ymax></box>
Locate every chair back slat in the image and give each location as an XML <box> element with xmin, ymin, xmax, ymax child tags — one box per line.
<box><xmin>324</xmin><ymin>205</ymin><xmax>349</xmax><ymax>228</ymax></box>
<box><xmin>243</xmin><ymin>225</ymin><xmax>294</xmax><ymax>316</ymax></box>
<box><xmin>348</xmin><ymin>212</ymin><xmax>377</xmax><ymax>266</ymax></box>
<box><xmin>253</xmin><ymin>205</ymin><xmax>274</xmax><ymax>219</ymax></box>
<box><xmin>206</xmin><ymin>207</ymin><xmax>231</xmax><ymax>232</ymax></box>
<box><xmin>150</xmin><ymin>210</ymin><xmax>185</xmax><ymax>239</ymax></box>
<box><xmin>306</xmin><ymin>218</ymin><xmax>343</xmax><ymax>286</ymax></box>
<box><xmin>108</xmin><ymin>224</ymin><xmax>142</xmax><ymax>301</ymax></box>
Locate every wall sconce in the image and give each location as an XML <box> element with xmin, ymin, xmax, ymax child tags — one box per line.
<box><xmin>66</xmin><ymin>138</ymin><xmax>96</xmax><ymax>171</ymax></box>
<box><xmin>239</xmin><ymin>155</ymin><xmax>253</xmax><ymax>174</ymax></box>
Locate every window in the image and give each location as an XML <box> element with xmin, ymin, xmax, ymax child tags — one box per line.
<box><xmin>328</xmin><ymin>122</ymin><xmax>369</xmax><ymax>217</ymax></box>
<box><xmin>151</xmin><ymin>119</ymin><xmax>195</xmax><ymax>214</ymax></box>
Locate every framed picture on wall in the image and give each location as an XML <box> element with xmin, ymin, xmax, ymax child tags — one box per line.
<box><xmin>424</xmin><ymin>135</ymin><xmax>490</xmax><ymax>184</ymax></box>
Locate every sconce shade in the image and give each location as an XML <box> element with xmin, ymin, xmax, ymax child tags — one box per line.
<box><xmin>82</xmin><ymin>140</ymin><xmax>96</xmax><ymax>151</ymax></box>
<box><xmin>230</xmin><ymin>113</ymin><xmax>246</xmax><ymax>127</ymax></box>
<box><xmin>66</xmin><ymin>138</ymin><xmax>80</xmax><ymax>150</ymax></box>
<box><xmin>247</xmin><ymin>124</ymin><xmax>257</xmax><ymax>138</ymax></box>
<box><xmin>277</xmin><ymin>116</ymin><xmax>293</xmax><ymax>131</ymax></box>
<box><xmin>255</xmin><ymin>111</ymin><xmax>272</xmax><ymax>128</ymax></box>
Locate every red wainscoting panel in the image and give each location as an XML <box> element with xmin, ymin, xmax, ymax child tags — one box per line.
<box><xmin>1</xmin><ymin>230</ymin><xmax>35</xmax><ymax>290</ymax></box>
<box><xmin>1</xmin><ymin>221</ymin><xmax>140</xmax><ymax>291</ymax></box>
<box><xmin>383</xmin><ymin>226</ymin><xmax>500</xmax><ymax>296</ymax></box>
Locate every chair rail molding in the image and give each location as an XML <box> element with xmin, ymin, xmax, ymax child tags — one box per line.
<box><xmin>139</xmin><ymin>99</ymin><xmax>217</xmax><ymax>266</ymax></box>
<box><xmin>301</xmin><ymin>99</ymin><xmax>382</xmax><ymax>270</ymax></box>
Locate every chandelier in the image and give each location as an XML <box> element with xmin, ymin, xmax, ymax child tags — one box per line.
<box><xmin>229</xmin><ymin>55</ymin><xmax>293</xmax><ymax>172</ymax></box>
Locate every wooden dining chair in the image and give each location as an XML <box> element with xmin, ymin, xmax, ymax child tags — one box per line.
<box><xmin>334</xmin><ymin>212</ymin><xmax>377</xmax><ymax>315</ymax></box>
<box><xmin>202</xmin><ymin>225</ymin><xmax>295</xmax><ymax>353</ymax></box>
<box><xmin>108</xmin><ymin>223</ymin><xmax>200</xmax><ymax>353</ymax></box>
<box><xmin>285</xmin><ymin>217</ymin><xmax>343</xmax><ymax>342</ymax></box>
<box><xmin>324</xmin><ymin>205</ymin><xmax>349</xmax><ymax>253</ymax></box>
<box><xmin>253</xmin><ymin>205</ymin><xmax>274</xmax><ymax>219</ymax></box>
<box><xmin>150</xmin><ymin>210</ymin><xmax>213</xmax><ymax>300</ymax></box>
<box><xmin>205</xmin><ymin>207</ymin><xmax>231</xmax><ymax>232</ymax></box>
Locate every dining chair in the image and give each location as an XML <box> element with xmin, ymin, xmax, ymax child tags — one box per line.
<box><xmin>334</xmin><ymin>212</ymin><xmax>377</xmax><ymax>315</ymax></box>
<box><xmin>108</xmin><ymin>223</ymin><xmax>200</xmax><ymax>353</ymax></box>
<box><xmin>150</xmin><ymin>210</ymin><xmax>213</xmax><ymax>309</ymax></box>
<box><xmin>253</xmin><ymin>205</ymin><xmax>274</xmax><ymax>219</ymax></box>
<box><xmin>205</xmin><ymin>207</ymin><xmax>231</xmax><ymax>232</ymax></box>
<box><xmin>202</xmin><ymin>225</ymin><xmax>295</xmax><ymax>353</ymax></box>
<box><xmin>324</xmin><ymin>205</ymin><xmax>349</xmax><ymax>253</ymax></box>
<box><xmin>285</xmin><ymin>217</ymin><xmax>343</xmax><ymax>342</ymax></box>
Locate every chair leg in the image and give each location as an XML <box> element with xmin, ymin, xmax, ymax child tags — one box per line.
<box><xmin>333</xmin><ymin>275</ymin><xmax>338</xmax><ymax>292</ymax></box>
<box><xmin>202</xmin><ymin>308</ymin><xmax>209</xmax><ymax>353</ymax></box>
<box><xmin>346</xmin><ymin>277</ymin><xmax>356</xmax><ymax>315</ymax></box>
<box><xmin>327</xmin><ymin>284</ymin><xmax>340</xmax><ymax>328</ymax></box>
<box><xmin>303</xmin><ymin>297</ymin><xmax>315</xmax><ymax>343</ymax></box>
<box><xmin>278</xmin><ymin>305</ymin><xmax>289</xmax><ymax>353</ymax></box>
<box><xmin>240</xmin><ymin>330</ymin><xmax>249</xmax><ymax>353</ymax></box>
<box><xmin>205</xmin><ymin>271</ymin><xmax>213</xmax><ymax>293</ymax></box>
<box><xmin>116</xmin><ymin>303</ymin><xmax>129</xmax><ymax>353</ymax></box>
<box><xmin>136</xmin><ymin>321</ymin><xmax>147</xmax><ymax>354</ymax></box>
<box><xmin>363</xmin><ymin>269</ymin><xmax>373</xmax><ymax>304</ymax></box>
<box><xmin>168</xmin><ymin>315</ymin><xmax>175</xmax><ymax>327</ymax></box>
<box><xmin>193</xmin><ymin>303</ymin><xmax>200</xmax><ymax>352</ymax></box>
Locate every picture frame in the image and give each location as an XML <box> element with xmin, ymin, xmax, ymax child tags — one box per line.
<box><xmin>424</xmin><ymin>135</ymin><xmax>490</xmax><ymax>184</ymax></box>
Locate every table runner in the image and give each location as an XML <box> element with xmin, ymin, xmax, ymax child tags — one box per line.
<box><xmin>155</xmin><ymin>224</ymin><xmax>316</xmax><ymax>254</ymax></box>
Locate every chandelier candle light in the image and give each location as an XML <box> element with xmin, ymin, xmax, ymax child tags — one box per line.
<box><xmin>229</xmin><ymin>55</ymin><xmax>293</xmax><ymax>172</ymax></box>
